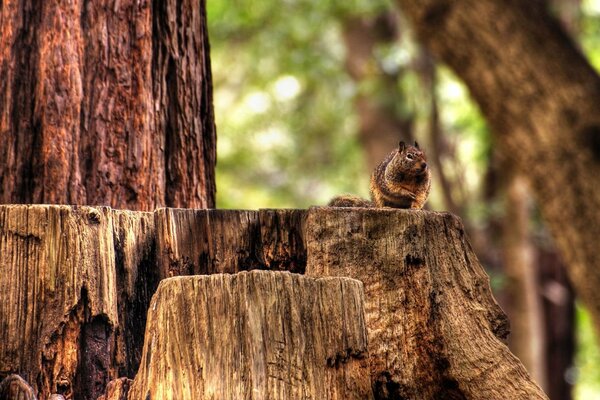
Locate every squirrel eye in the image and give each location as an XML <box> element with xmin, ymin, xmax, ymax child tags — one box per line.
<box><xmin>406</xmin><ymin>154</ymin><xmax>414</xmax><ymax>160</ymax></box>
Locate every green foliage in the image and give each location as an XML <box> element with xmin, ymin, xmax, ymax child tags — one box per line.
<box><xmin>581</xmin><ymin>0</ymin><xmax>600</xmax><ymax>70</ymax></box>
<box><xmin>575</xmin><ymin>305</ymin><xmax>600</xmax><ymax>398</ymax></box>
<box><xmin>209</xmin><ymin>0</ymin><xmax>393</xmax><ymax>208</ymax></box>
<box><xmin>208</xmin><ymin>0</ymin><xmax>491</xmax><ymax>210</ymax></box>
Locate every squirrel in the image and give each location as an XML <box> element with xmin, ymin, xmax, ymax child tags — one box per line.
<box><xmin>328</xmin><ymin>141</ymin><xmax>431</xmax><ymax>209</ymax></box>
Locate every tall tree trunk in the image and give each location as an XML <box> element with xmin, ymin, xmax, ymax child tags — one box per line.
<box><xmin>396</xmin><ymin>0</ymin><xmax>600</xmax><ymax>338</ymax></box>
<box><xmin>0</xmin><ymin>0</ymin><xmax>216</xmax><ymax>210</ymax></box>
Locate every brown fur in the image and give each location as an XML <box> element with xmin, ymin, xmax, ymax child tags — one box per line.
<box><xmin>370</xmin><ymin>141</ymin><xmax>431</xmax><ymax>209</ymax></box>
<box><xmin>328</xmin><ymin>194</ymin><xmax>374</xmax><ymax>208</ymax></box>
<box><xmin>327</xmin><ymin>141</ymin><xmax>431</xmax><ymax>209</ymax></box>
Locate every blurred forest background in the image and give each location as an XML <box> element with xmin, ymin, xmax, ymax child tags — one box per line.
<box><xmin>207</xmin><ymin>0</ymin><xmax>600</xmax><ymax>399</ymax></box>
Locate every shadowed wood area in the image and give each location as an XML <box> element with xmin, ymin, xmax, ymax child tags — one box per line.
<box><xmin>121</xmin><ymin>271</ymin><xmax>371</xmax><ymax>400</ymax></box>
<box><xmin>305</xmin><ymin>207</ymin><xmax>548</xmax><ymax>400</ymax></box>
<box><xmin>155</xmin><ymin>208</ymin><xmax>306</xmax><ymax>277</ymax></box>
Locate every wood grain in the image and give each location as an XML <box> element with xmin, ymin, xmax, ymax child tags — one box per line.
<box><xmin>125</xmin><ymin>271</ymin><xmax>372</xmax><ymax>400</ymax></box>
<box><xmin>0</xmin><ymin>205</ymin><xmax>548</xmax><ymax>399</ymax></box>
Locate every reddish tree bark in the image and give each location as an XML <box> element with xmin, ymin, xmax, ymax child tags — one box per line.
<box><xmin>0</xmin><ymin>0</ymin><xmax>216</xmax><ymax>210</ymax></box>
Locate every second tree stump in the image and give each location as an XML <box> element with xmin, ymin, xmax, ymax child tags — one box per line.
<box><xmin>126</xmin><ymin>271</ymin><xmax>372</xmax><ymax>400</ymax></box>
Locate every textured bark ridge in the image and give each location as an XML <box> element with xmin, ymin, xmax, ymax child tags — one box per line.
<box><xmin>305</xmin><ymin>208</ymin><xmax>547</xmax><ymax>400</ymax></box>
<box><xmin>0</xmin><ymin>0</ymin><xmax>216</xmax><ymax>210</ymax></box>
<box><xmin>123</xmin><ymin>271</ymin><xmax>371</xmax><ymax>400</ymax></box>
<box><xmin>0</xmin><ymin>375</ymin><xmax>37</xmax><ymax>400</ymax></box>
<box><xmin>0</xmin><ymin>205</ymin><xmax>547</xmax><ymax>399</ymax></box>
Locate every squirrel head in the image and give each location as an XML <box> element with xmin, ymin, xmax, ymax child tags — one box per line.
<box><xmin>385</xmin><ymin>141</ymin><xmax>429</xmax><ymax>183</ymax></box>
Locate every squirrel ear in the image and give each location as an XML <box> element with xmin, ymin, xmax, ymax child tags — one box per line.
<box><xmin>398</xmin><ymin>141</ymin><xmax>406</xmax><ymax>152</ymax></box>
<box><xmin>414</xmin><ymin>141</ymin><xmax>420</xmax><ymax>149</ymax></box>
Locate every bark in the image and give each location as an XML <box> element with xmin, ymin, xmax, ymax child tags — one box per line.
<box><xmin>120</xmin><ymin>271</ymin><xmax>371</xmax><ymax>400</ymax></box>
<box><xmin>0</xmin><ymin>375</ymin><xmax>37</xmax><ymax>400</ymax></box>
<box><xmin>305</xmin><ymin>208</ymin><xmax>547</xmax><ymax>400</ymax></box>
<box><xmin>0</xmin><ymin>0</ymin><xmax>216</xmax><ymax>210</ymax></box>
<box><xmin>395</xmin><ymin>0</ymin><xmax>600</xmax><ymax>338</ymax></box>
<box><xmin>0</xmin><ymin>205</ymin><xmax>156</xmax><ymax>398</ymax></box>
<box><xmin>98</xmin><ymin>378</ymin><xmax>131</xmax><ymax>400</ymax></box>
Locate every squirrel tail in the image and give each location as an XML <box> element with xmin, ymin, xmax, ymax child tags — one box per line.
<box><xmin>328</xmin><ymin>195</ymin><xmax>373</xmax><ymax>208</ymax></box>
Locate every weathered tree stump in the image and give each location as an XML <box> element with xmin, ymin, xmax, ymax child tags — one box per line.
<box><xmin>122</xmin><ymin>271</ymin><xmax>371</xmax><ymax>400</ymax></box>
<box><xmin>1</xmin><ymin>205</ymin><xmax>548</xmax><ymax>399</ymax></box>
<box><xmin>305</xmin><ymin>207</ymin><xmax>547</xmax><ymax>399</ymax></box>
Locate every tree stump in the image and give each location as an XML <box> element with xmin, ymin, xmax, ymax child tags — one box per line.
<box><xmin>1</xmin><ymin>205</ymin><xmax>548</xmax><ymax>399</ymax></box>
<box><xmin>305</xmin><ymin>207</ymin><xmax>547</xmax><ymax>399</ymax></box>
<box><xmin>123</xmin><ymin>271</ymin><xmax>371</xmax><ymax>400</ymax></box>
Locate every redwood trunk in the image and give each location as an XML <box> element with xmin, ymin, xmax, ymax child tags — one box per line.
<box><xmin>396</xmin><ymin>0</ymin><xmax>600</xmax><ymax>338</ymax></box>
<box><xmin>0</xmin><ymin>0</ymin><xmax>216</xmax><ymax>210</ymax></box>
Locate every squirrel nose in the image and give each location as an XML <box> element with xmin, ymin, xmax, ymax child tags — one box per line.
<box><xmin>421</xmin><ymin>162</ymin><xmax>428</xmax><ymax>170</ymax></box>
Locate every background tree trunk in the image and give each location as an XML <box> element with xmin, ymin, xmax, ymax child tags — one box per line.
<box><xmin>395</xmin><ymin>0</ymin><xmax>600</xmax><ymax>340</ymax></box>
<box><xmin>0</xmin><ymin>0</ymin><xmax>216</xmax><ymax>210</ymax></box>
<box><xmin>342</xmin><ymin>12</ymin><xmax>413</xmax><ymax>172</ymax></box>
<box><xmin>501</xmin><ymin>173</ymin><xmax>546</xmax><ymax>390</ymax></box>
